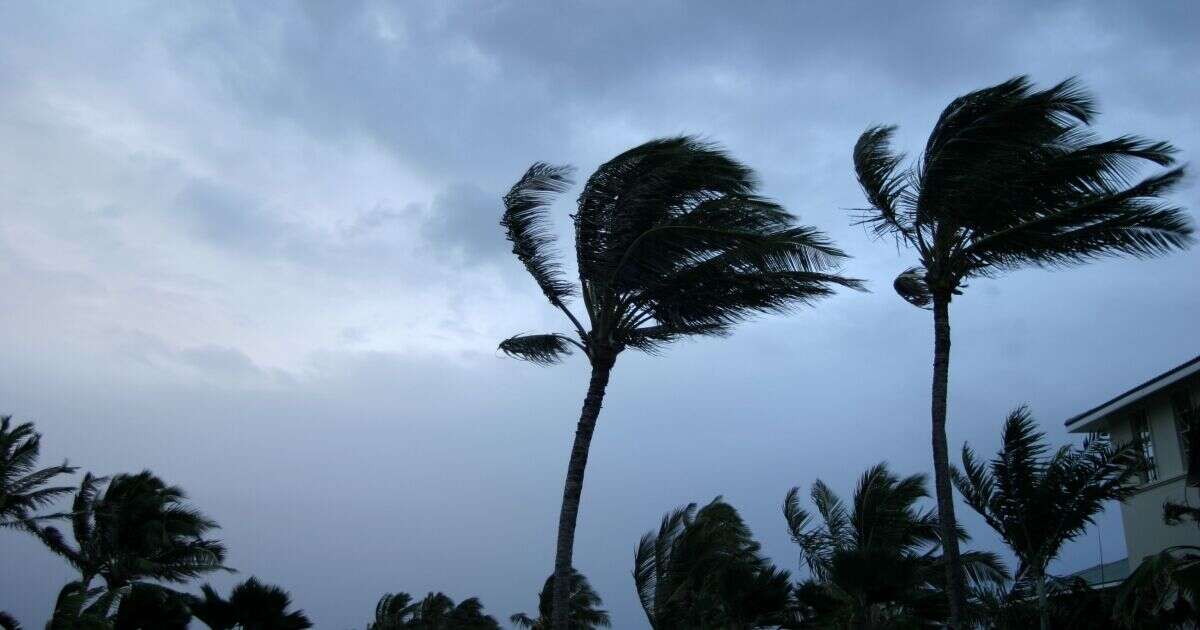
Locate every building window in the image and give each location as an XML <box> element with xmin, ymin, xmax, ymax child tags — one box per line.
<box><xmin>1133</xmin><ymin>410</ymin><xmax>1158</xmax><ymax>483</ymax></box>
<box><xmin>1172</xmin><ymin>387</ymin><xmax>1195</xmax><ymax>476</ymax></box>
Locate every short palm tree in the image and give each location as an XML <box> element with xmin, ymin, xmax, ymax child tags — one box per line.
<box><xmin>635</xmin><ymin>497</ymin><xmax>793</xmax><ymax>628</ymax></box>
<box><xmin>366</xmin><ymin>591</ymin><xmax>500</xmax><ymax>629</ymax></box>
<box><xmin>0</xmin><ymin>611</ymin><xmax>21</xmax><ymax>630</ymax></box>
<box><xmin>952</xmin><ymin>406</ymin><xmax>1141</xmax><ymax>630</ymax></box>
<box><xmin>501</xmin><ymin>136</ymin><xmax>858</xmax><ymax>629</ymax></box>
<box><xmin>510</xmin><ymin>568</ymin><xmax>611</xmax><ymax>629</ymax></box>
<box><xmin>111</xmin><ymin>583</ymin><xmax>193</xmax><ymax>630</ymax></box>
<box><xmin>189</xmin><ymin>578</ymin><xmax>312</xmax><ymax>630</ymax></box>
<box><xmin>36</xmin><ymin>471</ymin><xmax>228</xmax><ymax>595</ymax></box>
<box><xmin>1113</xmin><ymin>545</ymin><xmax>1200</xmax><ymax>628</ymax></box>
<box><xmin>785</xmin><ymin>463</ymin><xmax>1006</xmax><ymax>629</ymax></box>
<box><xmin>852</xmin><ymin>75</ymin><xmax>1193</xmax><ymax>627</ymax></box>
<box><xmin>0</xmin><ymin>415</ymin><xmax>76</xmax><ymax>529</ymax></box>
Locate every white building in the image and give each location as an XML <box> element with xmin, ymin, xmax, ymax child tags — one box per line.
<box><xmin>1066</xmin><ymin>354</ymin><xmax>1200</xmax><ymax>575</ymax></box>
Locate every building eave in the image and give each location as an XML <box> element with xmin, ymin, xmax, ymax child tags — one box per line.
<box><xmin>1065</xmin><ymin>354</ymin><xmax>1200</xmax><ymax>433</ymax></box>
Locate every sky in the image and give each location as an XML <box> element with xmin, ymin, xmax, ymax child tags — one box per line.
<box><xmin>1</xmin><ymin>1</ymin><xmax>1198</xmax><ymax>627</ymax></box>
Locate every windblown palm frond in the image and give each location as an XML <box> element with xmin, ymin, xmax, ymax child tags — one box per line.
<box><xmin>190</xmin><ymin>578</ymin><xmax>310</xmax><ymax>630</ymax></box>
<box><xmin>0</xmin><ymin>416</ymin><xmax>77</xmax><ymax>529</ymax></box>
<box><xmin>502</xmin><ymin>163</ymin><xmax>577</xmax><ymax>305</ymax></box>
<box><xmin>634</xmin><ymin>497</ymin><xmax>792</xmax><ymax>629</ymax></box>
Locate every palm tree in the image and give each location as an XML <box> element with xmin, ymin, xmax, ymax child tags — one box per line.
<box><xmin>635</xmin><ymin>497</ymin><xmax>793</xmax><ymax>628</ymax></box>
<box><xmin>189</xmin><ymin>578</ymin><xmax>312</xmax><ymax>630</ymax></box>
<box><xmin>785</xmin><ymin>463</ymin><xmax>1006</xmax><ymax>629</ymax></box>
<box><xmin>111</xmin><ymin>583</ymin><xmax>192</xmax><ymax>630</ymax></box>
<box><xmin>851</xmin><ymin>75</ymin><xmax>1193</xmax><ymax>627</ymax></box>
<box><xmin>0</xmin><ymin>415</ymin><xmax>76</xmax><ymax>529</ymax></box>
<box><xmin>1113</xmin><ymin>545</ymin><xmax>1200</xmax><ymax>628</ymax></box>
<box><xmin>0</xmin><ymin>611</ymin><xmax>21</xmax><ymax>630</ymax></box>
<box><xmin>500</xmin><ymin>136</ymin><xmax>858</xmax><ymax>629</ymax></box>
<box><xmin>510</xmin><ymin>569</ymin><xmax>611</xmax><ymax>629</ymax></box>
<box><xmin>952</xmin><ymin>406</ymin><xmax>1140</xmax><ymax>630</ymax></box>
<box><xmin>36</xmin><ymin>471</ymin><xmax>228</xmax><ymax>597</ymax></box>
<box><xmin>366</xmin><ymin>591</ymin><xmax>500</xmax><ymax>629</ymax></box>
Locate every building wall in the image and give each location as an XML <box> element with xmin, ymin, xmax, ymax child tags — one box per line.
<box><xmin>1106</xmin><ymin>373</ymin><xmax>1200</xmax><ymax>564</ymax></box>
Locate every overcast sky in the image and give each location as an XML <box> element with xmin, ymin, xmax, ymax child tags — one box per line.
<box><xmin>2</xmin><ymin>1</ymin><xmax>1198</xmax><ymax>627</ymax></box>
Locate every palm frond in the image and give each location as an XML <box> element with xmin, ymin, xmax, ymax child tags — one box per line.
<box><xmin>853</xmin><ymin>124</ymin><xmax>914</xmax><ymax>240</ymax></box>
<box><xmin>498</xmin><ymin>333</ymin><xmax>576</xmax><ymax>365</ymax></box>
<box><xmin>502</xmin><ymin>162</ymin><xmax>577</xmax><ymax>304</ymax></box>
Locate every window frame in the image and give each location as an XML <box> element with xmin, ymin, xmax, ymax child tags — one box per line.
<box><xmin>1132</xmin><ymin>409</ymin><xmax>1158</xmax><ymax>484</ymax></box>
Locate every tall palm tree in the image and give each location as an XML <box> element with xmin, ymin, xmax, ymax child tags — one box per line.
<box><xmin>36</xmin><ymin>471</ymin><xmax>228</xmax><ymax>596</ymax></box>
<box><xmin>510</xmin><ymin>568</ymin><xmax>611</xmax><ymax>629</ymax></box>
<box><xmin>501</xmin><ymin>136</ymin><xmax>858</xmax><ymax>629</ymax></box>
<box><xmin>851</xmin><ymin>75</ymin><xmax>1193</xmax><ymax>627</ymax></box>
<box><xmin>366</xmin><ymin>591</ymin><xmax>500</xmax><ymax>629</ymax></box>
<box><xmin>189</xmin><ymin>578</ymin><xmax>312</xmax><ymax>630</ymax></box>
<box><xmin>952</xmin><ymin>406</ymin><xmax>1141</xmax><ymax>630</ymax></box>
<box><xmin>785</xmin><ymin>463</ymin><xmax>1006</xmax><ymax>629</ymax></box>
<box><xmin>635</xmin><ymin>497</ymin><xmax>793</xmax><ymax>628</ymax></box>
<box><xmin>0</xmin><ymin>415</ymin><xmax>76</xmax><ymax>529</ymax></box>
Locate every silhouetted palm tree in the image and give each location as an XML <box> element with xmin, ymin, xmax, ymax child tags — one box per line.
<box><xmin>635</xmin><ymin>497</ymin><xmax>793</xmax><ymax>628</ymax></box>
<box><xmin>189</xmin><ymin>578</ymin><xmax>312</xmax><ymax>630</ymax></box>
<box><xmin>953</xmin><ymin>406</ymin><xmax>1141</xmax><ymax>630</ymax></box>
<box><xmin>366</xmin><ymin>591</ymin><xmax>500</xmax><ymax>629</ymax></box>
<box><xmin>786</xmin><ymin>463</ymin><xmax>1006</xmax><ymax>629</ymax></box>
<box><xmin>0</xmin><ymin>611</ymin><xmax>21</xmax><ymax>630</ymax></box>
<box><xmin>36</xmin><ymin>471</ymin><xmax>228</xmax><ymax>600</ymax></box>
<box><xmin>0</xmin><ymin>415</ymin><xmax>76</xmax><ymax>529</ymax></box>
<box><xmin>1113</xmin><ymin>545</ymin><xmax>1200</xmax><ymax>628</ymax></box>
<box><xmin>851</xmin><ymin>75</ymin><xmax>1192</xmax><ymax>627</ymax></box>
<box><xmin>501</xmin><ymin>136</ymin><xmax>859</xmax><ymax>629</ymax></box>
<box><xmin>111</xmin><ymin>583</ymin><xmax>192</xmax><ymax>630</ymax></box>
<box><xmin>510</xmin><ymin>568</ymin><xmax>611</xmax><ymax>629</ymax></box>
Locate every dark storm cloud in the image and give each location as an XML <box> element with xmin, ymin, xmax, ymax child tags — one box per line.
<box><xmin>2</xmin><ymin>1</ymin><xmax>1198</xmax><ymax>628</ymax></box>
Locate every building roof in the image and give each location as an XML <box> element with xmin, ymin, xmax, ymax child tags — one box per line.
<box><xmin>1068</xmin><ymin>557</ymin><xmax>1130</xmax><ymax>589</ymax></box>
<box><xmin>1065</xmin><ymin>354</ymin><xmax>1200</xmax><ymax>433</ymax></box>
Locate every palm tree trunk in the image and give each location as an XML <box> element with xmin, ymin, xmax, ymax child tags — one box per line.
<box><xmin>551</xmin><ymin>352</ymin><xmax>615</xmax><ymax>630</ymax></box>
<box><xmin>931</xmin><ymin>295</ymin><xmax>966</xmax><ymax>629</ymax></box>
<box><xmin>1035</xmin><ymin>567</ymin><xmax>1049</xmax><ymax>630</ymax></box>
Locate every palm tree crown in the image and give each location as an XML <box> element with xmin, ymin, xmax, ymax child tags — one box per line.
<box><xmin>853</xmin><ymin>76</ymin><xmax>1191</xmax><ymax>306</ymax></box>
<box><xmin>500</xmin><ymin>135</ymin><xmax>859</xmax><ymax>365</ymax></box>
<box><xmin>634</xmin><ymin>497</ymin><xmax>793</xmax><ymax>629</ymax></box>
<box><xmin>36</xmin><ymin>470</ymin><xmax>229</xmax><ymax>590</ymax></box>
<box><xmin>785</xmin><ymin>463</ymin><xmax>1006</xmax><ymax>628</ymax></box>
<box><xmin>0</xmin><ymin>415</ymin><xmax>76</xmax><ymax>529</ymax></box>
<box><xmin>510</xmin><ymin>569</ymin><xmax>611</xmax><ymax>629</ymax></box>
<box><xmin>189</xmin><ymin>578</ymin><xmax>312</xmax><ymax>630</ymax></box>
<box><xmin>366</xmin><ymin>591</ymin><xmax>500</xmax><ymax>629</ymax></box>
<box><xmin>953</xmin><ymin>406</ymin><xmax>1141</xmax><ymax>628</ymax></box>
